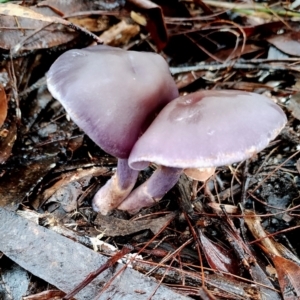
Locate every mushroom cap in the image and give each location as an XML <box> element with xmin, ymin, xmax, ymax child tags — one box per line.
<box><xmin>129</xmin><ymin>90</ymin><xmax>287</xmax><ymax>170</ymax></box>
<box><xmin>47</xmin><ymin>45</ymin><xmax>178</xmax><ymax>158</ymax></box>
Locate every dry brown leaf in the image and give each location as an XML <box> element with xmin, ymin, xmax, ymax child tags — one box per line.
<box><xmin>127</xmin><ymin>0</ymin><xmax>168</xmax><ymax>50</ymax></box>
<box><xmin>198</xmin><ymin>229</ymin><xmax>238</xmax><ymax>274</ymax></box>
<box><xmin>208</xmin><ymin>203</ymin><xmax>239</xmax><ymax>214</ymax></box>
<box><xmin>0</xmin><ymin>122</ymin><xmax>16</xmax><ymax>164</ymax></box>
<box><xmin>43</xmin><ymin>167</ymin><xmax>108</xmax><ymax>206</ymax></box>
<box><xmin>244</xmin><ymin>210</ymin><xmax>300</xmax><ymax>299</ymax></box>
<box><xmin>95</xmin><ymin>212</ymin><xmax>176</xmax><ymax>236</ymax></box>
<box><xmin>0</xmin><ymin>84</ymin><xmax>7</xmax><ymax>128</ymax></box>
<box><xmin>206</xmin><ymin>44</ymin><xmax>263</xmax><ymax>62</ymax></box>
<box><xmin>244</xmin><ymin>210</ymin><xmax>281</xmax><ymax>256</ymax></box>
<box><xmin>0</xmin><ymin>3</ymin><xmax>101</xmax><ymax>52</ymax></box>
<box><xmin>272</xmin><ymin>255</ymin><xmax>300</xmax><ymax>300</ymax></box>
<box><xmin>68</xmin><ymin>16</ymin><xmax>110</xmax><ymax>32</ymax></box>
<box><xmin>268</xmin><ymin>31</ymin><xmax>300</xmax><ymax>57</ymax></box>
<box><xmin>0</xmin><ymin>3</ymin><xmax>62</xmax><ymax>23</ymax></box>
<box><xmin>37</xmin><ymin>0</ymin><xmax>92</xmax><ymax>15</ymax></box>
<box><xmin>0</xmin><ymin>15</ymin><xmax>77</xmax><ymax>51</ymax></box>
<box><xmin>297</xmin><ymin>159</ymin><xmax>300</xmax><ymax>174</ymax></box>
<box><xmin>99</xmin><ymin>19</ymin><xmax>140</xmax><ymax>47</ymax></box>
<box><xmin>0</xmin><ymin>153</ymin><xmax>57</xmax><ymax>209</ymax></box>
<box><xmin>131</xmin><ymin>11</ymin><xmax>147</xmax><ymax>26</ymax></box>
<box><xmin>266</xmin><ymin>264</ymin><xmax>277</xmax><ymax>277</ymax></box>
<box><xmin>23</xmin><ymin>290</ymin><xmax>67</xmax><ymax>300</ymax></box>
<box><xmin>273</xmin><ymin>240</ymin><xmax>300</xmax><ymax>265</ymax></box>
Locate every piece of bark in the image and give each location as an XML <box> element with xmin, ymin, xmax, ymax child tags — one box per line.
<box><xmin>0</xmin><ymin>208</ymin><xmax>191</xmax><ymax>300</ymax></box>
<box><xmin>133</xmin><ymin>260</ymin><xmax>260</xmax><ymax>299</ymax></box>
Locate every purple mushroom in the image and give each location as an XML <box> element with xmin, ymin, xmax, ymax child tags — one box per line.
<box><xmin>118</xmin><ymin>90</ymin><xmax>287</xmax><ymax>214</ymax></box>
<box><xmin>46</xmin><ymin>45</ymin><xmax>178</xmax><ymax>214</ymax></box>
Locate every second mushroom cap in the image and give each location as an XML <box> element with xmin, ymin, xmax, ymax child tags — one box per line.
<box><xmin>128</xmin><ymin>90</ymin><xmax>287</xmax><ymax>170</ymax></box>
<box><xmin>46</xmin><ymin>45</ymin><xmax>178</xmax><ymax>159</ymax></box>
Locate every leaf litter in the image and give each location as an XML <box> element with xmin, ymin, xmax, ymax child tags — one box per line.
<box><xmin>1</xmin><ymin>0</ymin><xmax>300</xmax><ymax>299</ymax></box>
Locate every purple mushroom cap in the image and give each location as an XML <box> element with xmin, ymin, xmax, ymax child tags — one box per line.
<box><xmin>47</xmin><ymin>45</ymin><xmax>178</xmax><ymax>158</ymax></box>
<box><xmin>129</xmin><ymin>90</ymin><xmax>287</xmax><ymax>170</ymax></box>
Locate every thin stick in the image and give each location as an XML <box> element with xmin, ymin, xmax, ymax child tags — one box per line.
<box><xmin>63</xmin><ymin>244</ymin><xmax>133</xmax><ymax>300</ymax></box>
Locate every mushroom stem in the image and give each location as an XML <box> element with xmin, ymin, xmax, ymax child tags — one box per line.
<box><xmin>118</xmin><ymin>166</ymin><xmax>183</xmax><ymax>214</ymax></box>
<box><xmin>92</xmin><ymin>158</ymin><xmax>139</xmax><ymax>215</ymax></box>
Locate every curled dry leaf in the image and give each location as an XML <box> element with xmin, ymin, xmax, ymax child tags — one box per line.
<box><xmin>0</xmin><ymin>16</ymin><xmax>74</xmax><ymax>52</ymax></box>
<box><xmin>244</xmin><ymin>210</ymin><xmax>300</xmax><ymax>299</ymax></box>
<box><xmin>68</xmin><ymin>16</ymin><xmax>110</xmax><ymax>32</ymax></box>
<box><xmin>198</xmin><ymin>229</ymin><xmax>239</xmax><ymax>275</ymax></box>
<box><xmin>23</xmin><ymin>290</ymin><xmax>67</xmax><ymax>300</ymax></box>
<box><xmin>267</xmin><ymin>31</ymin><xmax>300</xmax><ymax>57</ymax></box>
<box><xmin>297</xmin><ymin>158</ymin><xmax>300</xmax><ymax>174</ymax></box>
<box><xmin>127</xmin><ymin>0</ymin><xmax>168</xmax><ymax>50</ymax></box>
<box><xmin>0</xmin><ymin>0</ymin><xmax>93</xmax><ymax>51</ymax></box>
<box><xmin>0</xmin><ymin>84</ymin><xmax>7</xmax><ymax>128</ymax></box>
<box><xmin>0</xmin><ymin>154</ymin><xmax>58</xmax><ymax>209</ymax></box>
<box><xmin>39</xmin><ymin>167</ymin><xmax>109</xmax><ymax>210</ymax></box>
<box><xmin>99</xmin><ymin>19</ymin><xmax>140</xmax><ymax>47</ymax></box>
<box><xmin>0</xmin><ymin>3</ymin><xmax>60</xmax><ymax>22</ymax></box>
<box><xmin>272</xmin><ymin>255</ymin><xmax>300</xmax><ymax>300</ymax></box>
<box><xmin>0</xmin><ymin>3</ymin><xmax>102</xmax><ymax>52</ymax></box>
<box><xmin>273</xmin><ymin>240</ymin><xmax>300</xmax><ymax>265</ymax></box>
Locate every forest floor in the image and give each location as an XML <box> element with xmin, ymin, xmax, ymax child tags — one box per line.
<box><xmin>1</xmin><ymin>1</ymin><xmax>300</xmax><ymax>299</ymax></box>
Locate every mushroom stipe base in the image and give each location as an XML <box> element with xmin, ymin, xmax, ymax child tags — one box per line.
<box><xmin>93</xmin><ymin>158</ymin><xmax>139</xmax><ymax>215</ymax></box>
<box><xmin>118</xmin><ymin>166</ymin><xmax>182</xmax><ymax>214</ymax></box>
